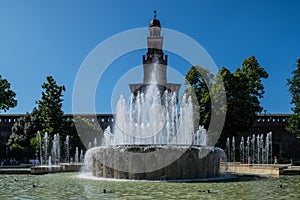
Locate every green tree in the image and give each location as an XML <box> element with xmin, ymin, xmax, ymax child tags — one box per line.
<box><xmin>218</xmin><ymin>67</ymin><xmax>255</xmax><ymax>144</ymax></box>
<box><xmin>220</xmin><ymin>56</ymin><xmax>268</xmax><ymax>145</ymax></box>
<box><xmin>286</xmin><ymin>59</ymin><xmax>300</xmax><ymax>137</ymax></box>
<box><xmin>8</xmin><ymin>76</ymin><xmax>67</xmax><ymax>161</ymax></box>
<box><xmin>7</xmin><ymin>108</ymin><xmax>42</xmax><ymax>161</ymax></box>
<box><xmin>185</xmin><ymin>65</ymin><xmax>214</xmax><ymax>129</ymax></box>
<box><xmin>0</xmin><ymin>75</ymin><xmax>17</xmax><ymax>112</ymax></box>
<box><xmin>7</xmin><ymin>76</ymin><xmax>95</xmax><ymax>162</ymax></box>
<box><xmin>239</xmin><ymin>56</ymin><xmax>269</xmax><ymax>111</ymax></box>
<box><xmin>185</xmin><ymin>56</ymin><xmax>268</xmax><ymax>147</ymax></box>
<box><xmin>224</xmin><ymin>56</ymin><xmax>268</xmax><ymax>132</ymax></box>
<box><xmin>37</xmin><ymin>76</ymin><xmax>66</xmax><ymax>136</ymax></box>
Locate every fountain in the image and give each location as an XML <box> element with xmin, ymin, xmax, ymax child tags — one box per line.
<box><xmin>51</xmin><ymin>134</ymin><xmax>60</xmax><ymax>165</ymax></box>
<box><xmin>64</xmin><ymin>135</ymin><xmax>70</xmax><ymax>163</ymax></box>
<box><xmin>39</xmin><ymin>132</ymin><xmax>83</xmax><ymax>165</ymax></box>
<box><xmin>36</xmin><ymin>131</ymin><xmax>42</xmax><ymax>164</ymax></box>
<box><xmin>87</xmin><ymin>84</ymin><xmax>224</xmax><ymax>179</ymax></box>
<box><xmin>226</xmin><ymin>137</ymin><xmax>231</xmax><ymax>162</ymax></box>
<box><xmin>85</xmin><ymin>12</ymin><xmax>224</xmax><ymax>180</ymax></box>
<box><xmin>42</xmin><ymin>132</ymin><xmax>66</xmax><ymax>165</ymax></box>
<box><xmin>240</xmin><ymin>136</ymin><xmax>244</xmax><ymax>163</ymax></box>
<box><xmin>44</xmin><ymin>132</ymin><xmax>49</xmax><ymax>165</ymax></box>
<box><xmin>226</xmin><ymin>132</ymin><xmax>273</xmax><ymax>164</ymax></box>
<box><xmin>75</xmin><ymin>147</ymin><xmax>79</xmax><ymax>165</ymax></box>
<box><xmin>32</xmin><ymin>132</ymin><xmax>84</xmax><ymax>174</ymax></box>
<box><xmin>80</xmin><ymin>150</ymin><xmax>84</xmax><ymax>163</ymax></box>
<box><xmin>94</xmin><ymin>138</ymin><xmax>97</xmax><ymax>148</ymax></box>
<box><xmin>232</xmin><ymin>136</ymin><xmax>235</xmax><ymax>163</ymax></box>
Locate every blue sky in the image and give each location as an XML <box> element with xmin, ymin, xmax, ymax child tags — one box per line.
<box><xmin>0</xmin><ymin>0</ymin><xmax>299</xmax><ymax>114</ymax></box>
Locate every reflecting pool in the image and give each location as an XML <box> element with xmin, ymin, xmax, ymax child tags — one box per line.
<box><xmin>0</xmin><ymin>173</ymin><xmax>299</xmax><ymax>199</ymax></box>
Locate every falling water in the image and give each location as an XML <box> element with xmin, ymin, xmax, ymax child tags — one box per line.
<box><xmin>104</xmin><ymin>126</ymin><xmax>113</xmax><ymax>145</ymax></box>
<box><xmin>265</xmin><ymin>132</ymin><xmax>272</xmax><ymax>165</ymax></box>
<box><xmin>256</xmin><ymin>135</ymin><xmax>260</xmax><ymax>164</ymax></box>
<box><xmin>80</xmin><ymin>150</ymin><xmax>84</xmax><ymax>163</ymax></box>
<box><xmin>232</xmin><ymin>137</ymin><xmax>235</xmax><ymax>163</ymax></box>
<box><xmin>251</xmin><ymin>134</ymin><xmax>255</xmax><ymax>163</ymax></box>
<box><xmin>52</xmin><ymin>135</ymin><xmax>57</xmax><ymax>165</ymax></box>
<box><xmin>231</xmin><ymin>132</ymin><xmax>273</xmax><ymax>164</ymax></box>
<box><xmin>246</xmin><ymin>136</ymin><xmax>250</xmax><ymax>163</ymax></box>
<box><xmin>44</xmin><ymin>132</ymin><xmax>48</xmax><ymax>165</ymax></box>
<box><xmin>240</xmin><ymin>137</ymin><xmax>244</xmax><ymax>163</ymax></box>
<box><xmin>102</xmin><ymin>83</ymin><xmax>203</xmax><ymax>146</ymax></box>
<box><xmin>65</xmin><ymin>135</ymin><xmax>70</xmax><ymax>163</ymax></box>
<box><xmin>75</xmin><ymin>147</ymin><xmax>79</xmax><ymax>165</ymax></box>
<box><xmin>36</xmin><ymin>132</ymin><xmax>78</xmax><ymax>166</ymax></box>
<box><xmin>57</xmin><ymin>134</ymin><xmax>60</xmax><ymax>164</ymax></box>
<box><xmin>51</xmin><ymin>134</ymin><xmax>60</xmax><ymax>165</ymax></box>
<box><xmin>194</xmin><ymin>125</ymin><xmax>207</xmax><ymax>146</ymax></box>
<box><xmin>260</xmin><ymin>134</ymin><xmax>264</xmax><ymax>164</ymax></box>
<box><xmin>36</xmin><ymin>131</ymin><xmax>42</xmax><ymax>165</ymax></box>
<box><xmin>226</xmin><ymin>138</ymin><xmax>231</xmax><ymax>162</ymax></box>
<box><xmin>269</xmin><ymin>132</ymin><xmax>272</xmax><ymax>164</ymax></box>
<box><xmin>48</xmin><ymin>156</ymin><xmax>52</xmax><ymax>166</ymax></box>
<box><xmin>94</xmin><ymin>138</ymin><xmax>97</xmax><ymax>147</ymax></box>
<box><xmin>264</xmin><ymin>133</ymin><xmax>269</xmax><ymax>164</ymax></box>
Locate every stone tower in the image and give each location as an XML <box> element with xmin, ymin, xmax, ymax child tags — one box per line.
<box><xmin>130</xmin><ymin>11</ymin><xmax>181</xmax><ymax>95</ymax></box>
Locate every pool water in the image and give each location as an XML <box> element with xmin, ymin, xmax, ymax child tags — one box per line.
<box><xmin>0</xmin><ymin>173</ymin><xmax>299</xmax><ymax>199</ymax></box>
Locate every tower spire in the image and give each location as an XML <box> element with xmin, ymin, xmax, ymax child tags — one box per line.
<box><xmin>129</xmin><ymin>11</ymin><xmax>181</xmax><ymax>95</ymax></box>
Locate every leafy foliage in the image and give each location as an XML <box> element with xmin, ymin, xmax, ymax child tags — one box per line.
<box><xmin>286</xmin><ymin>59</ymin><xmax>300</xmax><ymax>137</ymax></box>
<box><xmin>7</xmin><ymin>108</ymin><xmax>42</xmax><ymax>161</ymax></box>
<box><xmin>7</xmin><ymin>76</ymin><xmax>83</xmax><ymax>160</ymax></box>
<box><xmin>223</xmin><ymin>56</ymin><xmax>268</xmax><ymax>134</ymax></box>
<box><xmin>185</xmin><ymin>66</ymin><xmax>213</xmax><ymax>129</ymax></box>
<box><xmin>36</xmin><ymin>76</ymin><xmax>65</xmax><ymax>135</ymax></box>
<box><xmin>7</xmin><ymin>75</ymin><xmax>104</xmax><ymax>160</ymax></box>
<box><xmin>0</xmin><ymin>75</ymin><xmax>17</xmax><ymax>112</ymax></box>
<box><xmin>60</xmin><ymin>116</ymin><xmax>86</xmax><ymax>157</ymax></box>
<box><xmin>185</xmin><ymin>56</ymin><xmax>268</xmax><ymax>147</ymax></box>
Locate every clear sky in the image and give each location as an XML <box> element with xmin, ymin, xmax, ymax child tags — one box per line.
<box><xmin>0</xmin><ymin>0</ymin><xmax>299</xmax><ymax>114</ymax></box>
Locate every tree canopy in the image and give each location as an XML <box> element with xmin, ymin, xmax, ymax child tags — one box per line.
<box><xmin>185</xmin><ymin>56</ymin><xmax>268</xmax><ymax>147</ymax></box>
<box><xmin>8</xmin><ymin>108</ymin><xmax>42</xmax><ymax>161</ymax></box>
<box><xmin>0</xmin><ymin>75</ymin><xmax>17</xmax><ymax>112</ymax></box>
<box><xmin>185</xmin><ymin>66</ymin><xmax>213</xmax><ymax>129</ymax></box>
<box><xmin>7</xmin><ymin>76</ymin><xmax>100</xmax><ymax>161</ymax></box>
<box><xmin>36</xmin><ymin>76</ymin><xmax>66</xmax><ymax>135</ymax></box>
<box><xmin>8</xmin><ymin>76</ymin><xmax>69</xmax><ymax>161</ymax></box>
<box><xmin>286</xmin><ymin>59</ymin><xmax>300</xmax><ymax>137</ymax></box>
<box><xmin>223</xmin><ymin>56</ymin><xmax>268</xmax><ymax>135</ymax></box>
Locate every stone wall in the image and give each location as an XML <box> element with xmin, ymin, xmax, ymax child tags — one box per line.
<box><xmin>92</xmin><ymin>145</ymin><xmax>221</xmax><ymax>180</ymax></box>
<box><xmin>221</xmin><ymin>162</ymin><xmax>280</xmax><ymax>176</ymax></box>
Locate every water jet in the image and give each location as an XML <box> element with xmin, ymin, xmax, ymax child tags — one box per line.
<box><xmin>85</xmin><ymin>11</ymin><xmax>225</xmax><ymax>180</ymax></box>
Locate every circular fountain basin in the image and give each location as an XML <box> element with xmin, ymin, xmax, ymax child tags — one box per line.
<box><xmin>90</xmin><ymin>145</ymin><xmax>223</xmax><ymax>180</ymax></box>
